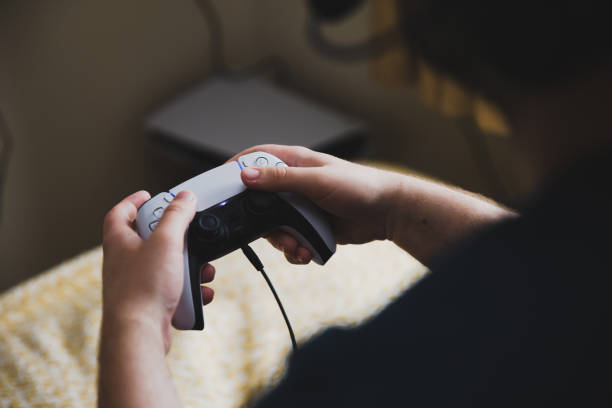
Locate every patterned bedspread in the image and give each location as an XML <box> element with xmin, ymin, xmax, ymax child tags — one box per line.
<box><xmin>0</xmin><ymin>238</ymin><xmax>425</xmax><ymax>407</ymax></box>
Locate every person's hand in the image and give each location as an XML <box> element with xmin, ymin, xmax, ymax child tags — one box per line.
<box><xmin>228</xmin><ymin>145</ymin><xmax>402</xmax><ymax>264</ymax></box>
<box><xmin>101</xmin><ymin>190</ymin><xmax>215</xmax><ymax>353</ymax></box>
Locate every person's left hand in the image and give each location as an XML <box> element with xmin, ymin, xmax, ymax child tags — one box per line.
<box><xmin>102</xmin><ymin>190</ymin><xmax>215</xmax><ymax>353</ymax></box>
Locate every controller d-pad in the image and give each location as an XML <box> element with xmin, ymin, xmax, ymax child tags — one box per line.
<box><xmin>153</xmin><ymin>206</ymin><xmax>165</xmax><ymax>219</ymax></box>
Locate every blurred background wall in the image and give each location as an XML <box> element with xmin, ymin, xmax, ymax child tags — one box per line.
<box><xmin>0</xmin><ymin>0</ymin><xmax>531</xmax><ymax>292</ymax></box>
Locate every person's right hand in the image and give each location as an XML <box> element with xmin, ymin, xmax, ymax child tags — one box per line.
<box><xmin>228</xmin><ymin>145</ymin><xmax>401</xmax><ymax>264</ymax></box>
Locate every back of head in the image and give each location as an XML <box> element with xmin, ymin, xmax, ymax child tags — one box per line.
<box><xmin>396</xmin><ymin>0</ymin><xmax>611</xmax><ymax>104</ymax></box>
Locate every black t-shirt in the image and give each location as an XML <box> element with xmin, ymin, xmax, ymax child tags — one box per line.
<box><xmin>257</xmin><ymin>153</ymin><xmax>612</xmax><ymax>407</ymax></box>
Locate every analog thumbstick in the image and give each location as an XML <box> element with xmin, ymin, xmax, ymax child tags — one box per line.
<box><xmin>196</xmin><ymin>214</ymin><xmax>223</xmax><ymax>241</ymax></box>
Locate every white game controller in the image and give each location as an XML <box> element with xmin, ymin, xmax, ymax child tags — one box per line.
<box><xmin>135</xmin><ymin>151</ymin><xmax>336</xmax><ymax>330</ymax></box>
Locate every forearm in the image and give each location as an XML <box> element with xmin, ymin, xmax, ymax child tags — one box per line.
<box><xmin>98</xmin><ymin>316</ymin><xmax>181</xmax><ymax>408</ymax></box>
<box><xmin>385</xmin><ymin>173</ymin><xmax>517</xmax><ymax>264</ymax></box>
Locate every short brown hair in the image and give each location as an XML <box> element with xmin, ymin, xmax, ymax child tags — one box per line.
<box><xmin>396</xmin><ymin>0</ymin><xmax>611</xmax><ymax>99</ymax></box>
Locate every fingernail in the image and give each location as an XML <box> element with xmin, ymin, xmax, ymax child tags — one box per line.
<box><xmin>243</xmin><ymin>168</ymin><xmax>260</xmax><ymax>181</ymax></box>
<box><xmin>175</xmin><ymin>191</ymin><xmax>193</xmax><ymax>200</ymax></box>
<box><xmin>297</xmin><ymin>255</ymin><xmax>305</xmax><ymax>263</ymax></box>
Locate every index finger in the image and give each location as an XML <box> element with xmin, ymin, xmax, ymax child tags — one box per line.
<box><xmin>226</xmin><ymin>144</ymin><xmax>333</xmax><ymax>168</ymax></box>
<box><xmin>103</xmin><ymin>190</ymin><xmax>151</xmax><ymax>245</ymax></box>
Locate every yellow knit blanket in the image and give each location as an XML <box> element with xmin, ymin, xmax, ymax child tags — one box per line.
<box><xmin>0</xmin><ymin>239</ymin><xmax>426</xmax><ymax>407</ymax></box>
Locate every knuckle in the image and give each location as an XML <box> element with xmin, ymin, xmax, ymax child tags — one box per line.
<box><xmin>164</xmin><ymin>203</ymin><xmax>185</xmax><ymax>216</ymax></box>
<box><xmin>103</xmin><ymin>207</ymin><xmax>118</xmax><ymax>227</ymax></box>
<box><xmin>294</xmin><ymin>145</ymin><xmax>312</xmax><ymax>157</ymax></box>
<box><xmin>102</xmin><ymin>212</ymin><xmax>120</xmax><ymax>236</ymax></box>
<box><xmin>270</xmin><ymin>165</ymin><xmax>289</xmax><ymax>181</ymax></box>
<box><xmin>284</xmin><ymin>252</ymin><xmax>299</xmax><ymax>265</ymax></box>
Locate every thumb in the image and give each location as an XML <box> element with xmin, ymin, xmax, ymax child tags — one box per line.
<box><xmin>151</xmin><ymin>190</ymin><xmax>197</xmax><ymax>247</ymax></box>
<box><xmin>241</xmin><ymin>166</ymin><xmax>331</xmax><ymax>201</ymax></box>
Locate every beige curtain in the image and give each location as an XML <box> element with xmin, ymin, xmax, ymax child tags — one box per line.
<box><xmin>371</xmin><ymin>0</ymin><xmax>510</xmax><ymax>135</ymax></box>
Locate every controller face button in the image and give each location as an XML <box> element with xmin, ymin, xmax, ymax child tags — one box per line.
<box><xmin>196</xmin><ymin>214</ymin><xmax>223</xmax><ymax>241</ymax></box>
<box><xmin>275</xmin><ymin>161</ymin><xmax>288</xmax><ymax>167</ymax></box>
<box><xmin>153</xmin><ymin>206</ymin><xmax>165</xmax><ymax>219</ymax></box>
<box><xmin>149</xmin><ymin>220</ymin><xmax>159</xmax><ymax>231</ymax></box>
<box><xmin>255</xmin><ymin>156</ymin><xmax>269</xmax><ymax>167</ymax></box>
